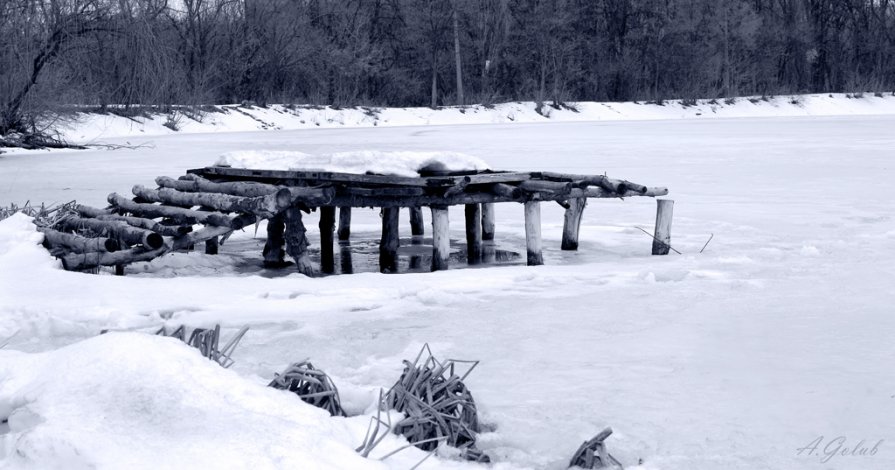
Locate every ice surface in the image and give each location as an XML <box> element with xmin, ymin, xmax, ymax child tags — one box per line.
<box><xmin>1</xmin><ymin>113</ymin><xmax>895</xmax><ymax>469</ymax></box>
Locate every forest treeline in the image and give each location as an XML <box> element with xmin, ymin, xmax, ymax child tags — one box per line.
<box><xmin>2</xmin><ymin>0</ymin><xmax>895</xmax><ymax>136</ymax></box>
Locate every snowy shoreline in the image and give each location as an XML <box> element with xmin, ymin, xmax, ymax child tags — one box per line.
<box><xmin>44</xmin><ymin>92</ymin><xmax>895</xmax><ymax>145</ymax></box>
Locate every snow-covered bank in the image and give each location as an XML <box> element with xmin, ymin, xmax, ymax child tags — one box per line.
<box><xmin>52</xmin><ymin>92</ymin><xmax>895</xmax><ymax>144</ymax></box>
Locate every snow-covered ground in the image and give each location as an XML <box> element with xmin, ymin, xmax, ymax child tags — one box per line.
<box><xmin>2</xmin><ymin>114</ymin><xmax>895</xmax><ymax>469</ymax></box>
<box><xmin>22</xmin><ymin>92</ymin><xmax>895</xmax><ymax>146</ymax></box>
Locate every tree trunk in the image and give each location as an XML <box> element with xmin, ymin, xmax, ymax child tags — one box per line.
<box><xmin>452</xmin><ymin>3</ymin><xmax>465</xmax><ymax>105</ymax></box>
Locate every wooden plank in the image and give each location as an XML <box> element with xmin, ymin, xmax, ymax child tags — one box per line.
<box><xmin>561</xmin><ymin>198</ymin><xmax>586</xmax><ymax>250</ymax></box>
<box><xmin>465</xmin><ymin>204</ymin><xmax>482</xmax><ymax>264</ymax></box>
<box><xmin>652</xmin><ymin>199</ymin><xmax>674</xmax><ymax>255</ymax></box>
<box><xmin>524</xmin><ymin>201</ymin><xmax>543</xmax><ymax>266</ymax></box>
<box><xmin>379</xmin><ymin>207</ymin><xmax>400</xmax><ymax>273</ymax></box>
<box><xmin>430</xmin><ymin>207</ymin><xmax>450</xmax><ymax>271</ymax></box>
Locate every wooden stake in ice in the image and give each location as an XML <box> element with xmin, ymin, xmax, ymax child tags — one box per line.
<box><xmin>524</xmin><ymin>201</ymin><xmax>543</xmax><ymax>266</ymax></box>
<box><xmin>465</xmin><ymin>204</ymin><xmax>482</xmax><ymax>264</ymax></box>
<box><xmin>481</xmin><ymin>203</ymin><xmax>495</xmax><ymax>241</ymax></box>
<box><xmin>652</xmin><ymin>199</ymin><xmax>674</xmax><ymax>255</ymax></box>
<box><xmin>409</xmin><ymin>206</ymin><xmax>425</xmax><ymax>236</ymax></box>
<box><xmin>561</xmin><ymin>197</ymin><xmax>586</xmax><ymax>251</ymax></box>
<box><xmin>319</xmin><ymin>206</ymin><xmax>336</xmax><ymax>274</ymax></box>
<box><xmin>380</xmin><ymin>207</ymin><xmax>400</xmax><ymax>273</ymax></box>
<box><xmin>338</xmin><ymin>207</ymin><xmax>351</xmax><ymax>241</ymax></box>
<box><xmin>430</xmin><ymin>206</ymin><xmax>450</xmax><ymax>271</ymax></box>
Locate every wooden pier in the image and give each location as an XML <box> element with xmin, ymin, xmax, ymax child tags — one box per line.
<box><xmin>40</xmin><ymin>166</ymin><xmax>673</xmax><ymax>274</ymax></box>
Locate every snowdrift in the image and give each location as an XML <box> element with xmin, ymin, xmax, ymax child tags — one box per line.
<box><xmin>0</xmin><ymin>333</ymin><xmax>489</xmax><ymax>470</ymax></box>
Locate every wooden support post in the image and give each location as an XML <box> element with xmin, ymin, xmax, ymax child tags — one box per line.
<box><xmin>561</xmin><ymin>197</ymin><xmax>587</xmax><ymax>251</ymax></box>
<box><xmin>263</xmin><ymin>214</ymin><xmax>286</xmax><ymax>268</ymax></box>
<box><xmin>524</xmin><ymin>201</ymin><xmax>544</xmax><ymax>266</ymax></box>
<box><xmin>339</xmin><ymin>242</ymin><xmax>354</xmax><ymax>274</ymax></box>
<box><xmin>114</xmin><ymin>265</ymin><xmax>125</xmax><ymax>276</ymax></box>
<box><xmin>465</xmin><ymin>204</ymin><xmax>483</xmax><ymax>264</ymax></box>
<box><xmin>409</xmin><ymin>206</ymin><xmax>425</xmax><ymax>236</ymax></box>
<box><xmin>652</xmin><ymin>199</ymin><xmax>674</xmax><ymax>255</ymax></box>
<box><xmin>379</xmin><ymin>207</ymin><xmax>400</xmax><ymax>273</ymax></box>
<box><xmin>431</xmin><ymin>206</ymin><xmax>450</xmax><ymax>271</ymax></box>
<box><xmin>481</xmin><ymin>203</ymin><xmax>495</xmax><ymax>241</ymax></box>
<box><xmin>205</xmin><ymin>236</ymin><xmax>220</xmax><ymax>255</ymax></box>
<box><xmin>337</xmin><ymin>207</ymin><xmax>351</xmax><ymax>241</ymax></box>
<box><xmin>284</xmin><ymin>207</ymin><xmax>315</xmax><ymax>276</ymax></box>
<box><xmin>319</xmin><ymin>206</ymin><xmax>336</xmax><ymax>274</ymax></box>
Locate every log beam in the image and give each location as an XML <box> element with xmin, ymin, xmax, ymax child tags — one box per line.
<box><xmin>58</xmin><ymin>215</ymin><xmax>164</xmax><ymax>250</ymax></box>
<box><xmin>430</xmin><ymin>206</ymin><xmax>450</xmax><ymax>271</ymax></box>
<box><xmin>61</xmin><ymin>246</ymin><xmax>168</xmax><ymax>271</ymax></box>
<box><xmin>561</xmin><ymin>197</ymin><xmax>587</xmax><ymax>251</ymax></box>
<box><xmin>75</xmin><ymin>204</ymin><xmax>191</xmax><ymax>237</ymax></box>
<box><xmin>109</xmin><ymin>193</ymin><xmax>234</xmax><ymax>227</ymax></box>
<box><xmin>524</xmin><ymin>201</ymin><xmax>543</xmax><ymax>266</ymax></box>
<box><xmin>40</xmin><ymin>228</ymin><xmax>119</xmax><ymax>254</ymax></box>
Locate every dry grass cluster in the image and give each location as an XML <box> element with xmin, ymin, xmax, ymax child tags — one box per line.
<box><xmin>156</xmin><ymin>324</ymin><xmax>249</xmax><ymax>368</ymax></box>
<box><xmin>268</xmin><ymin>361</ymin><xmax>346</xmax><ymax>417</ymax></box>
<box><xmin>569</xmin><ymin>427</ymin><xmax>622</xmax><ymax>469</ymax></box>
<box><xmin>0</xmin><ymin>200</ymin><xmax>75</xmax><ymax>226</ymax></box>
<box><xmin>385</xmin><ymin>345</ymin><xmax>488</xmax><ymax>463</ymax></box>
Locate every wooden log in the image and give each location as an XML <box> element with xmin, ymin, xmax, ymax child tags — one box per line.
<box><xmin>481</xmin><ymin>203</ymin><xmax>495</xmax><ymax>241</ymax></box>
<box><xmin>519</xmin><ymin>179</ymin><xmax>573</xmax><ymax>196</ymax></box>
<box><xmin>524</xmin><ymin>201</ymin><xmax>543</xmax><ymax>266</ymax></box>
<box><xmin>108</xmin><ymin>193</ymin><xmax>234</xmax><ymax>227</ymax></box>
<box><xmin>205</xmin><ymin>236</ymin><xmax>219</xmax><ymax>255</ymax></box>
<box><xmin>430</xmin><ymin>206</ymin><xmax>450</xmax><ymax>271</ymax></box>
<box><xmin>173</xmin><ymin>213</ymin><xmax>256</xmax><ymax>250</ymax></box>
<box><xmin>75</xmin><ymin>204</ymin><xmax>191</xmax><ymax>237</ymax></box>
<box><xmin>263</xmin><ymin>213</ymin><xmax>286</xmax><ymax>267</ymax></box>
<box><xmin>134</xmin><ymin>185</ymin><xmax>286</xmax><ymax>219</ymax></box>
<box><xmin>652</xmin><ymin>199</ymin><xmax>674</xmax><ymax>255</ymax></box>
<box><xmin>465</xmin><ymin>204</ymin><xmax>482</xmax><ymax>264</ymax></box>
<box><xmin>284</xmin><ymin>207</ymin><xmax>315</xmax><ymax>276</ymax></box>
<box><xmin>60</xmin><ymin>246</ymin><xmax>168</xmax><ymax>271</ymax></box>
<box><xmin>444</xmin><ymin>176</ymin><xmax>472</xmax><ymax>197</ymax></box>
<box><xmin>537</xmin><ymin>172</ymin><xmax>649</xmax><ymax>195</ymax></box>
<box><xmin>337</xmin><ymin>207</ymin><xmax>351</xmax><ymax>241</ymax></box>
<box><xmin>319</xmin><ymin>206</ymin><xmax>336</xmax><ymax>274</ymax></box>
<box><xmin>409</xmin><ymin>206</ymin><xmax>425</xmax><ymax>236</ymax></box>
<box><xmin>489</xmin><ymin>183</ymin><xmax>521</xmax><ymax>199</ymax></box>
<box><xmin>561</xmin><ymin>197</ymin><xmax>587</xmax><ymax>251</ymax></box>
<box><xmin>379</xmin><ymin>207</ymin><xmax>400</xmax><ymax>273</ymax></box>
<box><xmin>58</xmin><ymin>215</ymin><xmax>164</xmax><ymax>250</ymax></box>
<box><xmin>165</xmin><ymin>174</ymin><xmax>338</xmax><ymax>206</ymax></box>
<box><xmin>40</xmin><ymin>228</ymin><xmax>119</xmax><ymax>253</ymax></box>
